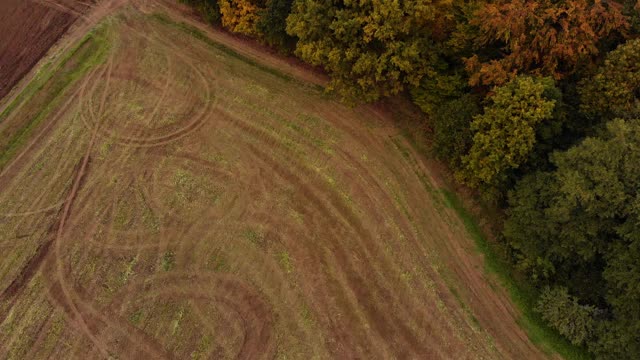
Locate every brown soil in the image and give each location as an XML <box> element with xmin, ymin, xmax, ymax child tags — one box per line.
<box><xmin>0</xmin><ymin>0</ymin><xmax>79</xmax><ymax>101</ymax></box>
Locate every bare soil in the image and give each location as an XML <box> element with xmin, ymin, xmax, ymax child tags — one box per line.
<box><xmin>0</xmin><ymin>0</ymin><xmax>84</xmax><ymax>100</ymax></box>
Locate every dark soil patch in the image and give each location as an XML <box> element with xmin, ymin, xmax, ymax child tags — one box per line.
<box><xmin>0</xmin><ymin>0</ymin><xmax>77</xmax><ymax>100</ymax></box>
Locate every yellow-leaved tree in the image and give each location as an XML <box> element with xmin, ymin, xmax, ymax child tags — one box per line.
<box><xmin>219</xmin><ymin>0</ymin><xmax>265</xmax><ymax>36</ymax></box>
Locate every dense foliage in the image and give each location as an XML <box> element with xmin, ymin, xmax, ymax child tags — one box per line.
<box><xmin>466</xmin><ymin>0</ymin><xmax>628</xmax><ymax>86</ymax></box>
<box><xmin>505</xmin><ymin>119</ymin><xmax>640</xmax><ymax>357</ymax></box>
<box><xmin>460</xmin><ymin>76</ymin><xmax>556</xmax><ymax>189</ymax></box>
<box><xmin>286</xmin><ymin>0</ymin><xmax>452</xmax><ymax>101</ymax></box>
<box><xmin>218</xmin><ymin>0</ymin><xmax>264</xmax><ymax>36</ymax></box>
<box><xmin>536</xmin><ymin>286</ymin><xmax>597</xmax><ymax>346</ymax></box>
<box><xmin>430</xmin><ymin>94</ymin><xmax>479</xmax><ymax>170</ymax></box>
<box><xmin>256</xmin><ymin>0</ymin><xmax>296</xmax><ymax>50</ymax></box>
<box><xmin>580</xmin><ymin>39</ymin><xmax>640</xmax><ymax>119</ymax></box>
<box><xmin>179</xmin><ymin>0</ymin><xmax>221</xmax><ymax>25</ymax></box>
<box><xmin>181</xmin><ymin>1</ymin><xmax>639</xmax><ymax>357</ymax></box>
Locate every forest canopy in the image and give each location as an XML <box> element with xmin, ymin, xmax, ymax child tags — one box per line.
<box><xmin>179</xmin><ymin>0</ymin><xmax>639</xmax><ymax>357</ymax></box>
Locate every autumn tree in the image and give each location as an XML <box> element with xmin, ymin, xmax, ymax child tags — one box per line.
<box><xmin>580</xmin><ymin>38</ymin><xmax>640</xmax><ymax>120</ymax></box>
<box><xmin>218</xmin><ymin>0</ymin><xmax>266</xmax><ymax>36</ymax></box>
<box><xmin>467</xmin><ymin>0</ymin><xmax>629</xmax><ymax>87</ymax></box>
<box><xmin>286</xmin><ymin>0</ymin><xmax>454</xmax><ymax>102</ymax></box>
<box><xmin>460</xmin><ymin>76</ymin><xmax>557</xmax><ymax>188</ymax></box>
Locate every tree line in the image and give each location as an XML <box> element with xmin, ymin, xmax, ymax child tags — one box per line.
<box><xmin>179</xmin><ymin>0</ymin><xmax>639</xmax><ymax>357</ymax></box>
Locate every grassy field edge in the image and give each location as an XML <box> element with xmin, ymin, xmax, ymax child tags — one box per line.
<box><xmin>439</xmin><ymin>189</ymin><xmax>592</xmax><ymax>360</ymax></box>
<box><xmin>0</xmin><ymin>26</ymin><xmax>111</xmax><ymax>169</ymax></box>
<box><xmin>0</xmin><ymin>24</ymin><xmax>105</xmax><ymax>123</ymax></box>
<box><xmin>150</xmin><ymin>12</ymin><xmax>323</xmax><ymax>92</ymax></box>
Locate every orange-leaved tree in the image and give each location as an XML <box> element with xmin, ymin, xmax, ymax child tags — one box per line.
<box><xmin>467</xmin><ymin>0</ymin><xmax>628</xmax><ymax>87</ymax></box>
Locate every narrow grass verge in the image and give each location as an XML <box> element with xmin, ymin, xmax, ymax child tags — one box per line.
<box><xmin>149</xmin><ymin>13</ymin><xmax>322</xmax><ymax>91</ymax></box>
<box><xmin>0</xmin><ymin>23</ymin><xmax>108</xmax><ymax>122</ymax></box>
<box><xmin>0</xmin><ymin>26</ymin><xmax>110</xmax><ymax>170</ymax></box>
<box><xmin>440</xmin><ymin>189</ymin><xmax>591</xmax><ymax>360</ymax></box>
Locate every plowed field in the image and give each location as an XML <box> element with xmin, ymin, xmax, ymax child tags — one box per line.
<box><xmin>0</xmin><ymin>0</ymin><xmax>97</xmax><ymax>100</ymax></box>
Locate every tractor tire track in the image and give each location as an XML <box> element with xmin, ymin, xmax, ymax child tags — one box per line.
<box><xmin>108</xmin><ymin>273</ymin><xmax>276</xmax><ymax>360</ymax></box>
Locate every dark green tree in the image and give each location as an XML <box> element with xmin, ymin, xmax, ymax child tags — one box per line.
<box><xmin>257</xmin><ymin>0</ymin><xmax>296</xmax><ymax>51</ymax></box>
<box><xmin>595</xmin><ymin>209</ymin><xmax>640</xmax><ymax>358</ymax></box>
<box><xmin>580</xmin><ymin>38</ymin><xmax>640</xmax><ymax>120</ymax></box>
<box><xmin>505</xmin><ymin>118</ymin><xmax>640</xmax><ymax>357</ymax></box>
<box><xmin>411</xmin><ymin>72</ymin><xmax>467</xmax><ymax>116</ymax></box>
<box><xmin>503</xmin><ymin>171</ymin><xmax>560</xmax><ymax>280</ymax></box>
<box><xmin>430</xmin><ymin>94</ymin><xmax>479</xmax><ymax>170</ymax></box>
<box><xmin>535</xmin><ymin>287</ymin><xmax>596</xmax><ymax>346</ymax></box>
<box><xmin>179</xmin><ymin>0</ymin><xmax>221</xmax><ymax>25</ymax></box>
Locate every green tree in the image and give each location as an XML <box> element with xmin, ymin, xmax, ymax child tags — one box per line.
<box><xmin>411</xmin><ymin>72</ymin><xmax>467</xmax><ymax>116</ymax></box>
<box><xmin>535</xmin><ymin>287</ymin><xmax>596</xmax><ymax>346</ymax></box>
<box><xmin>430</xmin><ymin>94</ymin><xmax>479</xmax><ymax>170</ymax></box>
<box><xmin>580</xmin><ymin>38</ymin><xmax>640</xmax><ymax>120</ymax></box>
<box><xmin>256</xmin><ymin>0</ymin><xmax>296</xmax><ymax>51</ymax></box>
<box><xmin>594</xmin><ymin>239</ymin><xmax>640</xmax><ymax>358</ymax></box>
<box><xmin>460</xmin><ymin>76</ymin><xmax>557</xmax><ymax>188</ymax></box>
<box><xmin>505</xmin><ymin>119</ymin><xmax>640</xmax><ymax>357</ymax></box>
<box><xmin>286</xmin><ymin>0</ymin><xmax>454</xmax><ymax>102</ymax></box>
<box><xmin>503</xmin><ymin>171</ymin><xmax>560</xmax><ymax>280</ymax></box>
<box><xmin>179</xmin><ymin>0</ymin><xmax>221</xmax><ymax>25</ymax></box>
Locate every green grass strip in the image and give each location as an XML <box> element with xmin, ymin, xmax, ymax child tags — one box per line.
<box><xmin>440</xmin><ymin>189</ymin><xmax>592</xmax><ymax>360</ymax></box>
<box><xmin>0</xmin><ymin>27</ymin><xmax>110</xmax><ymax>170</ymax></box>
<box><xmin>149</xmin><ymin>13</ymin><xmax>322</xmax><ymax>91</ymax></box>
<box><xmin>0</xmin><ymin>60</ymin><xmax>55</xmax><ymax>123</ymax></box>
<box><xmin>0</xmin><ymin>25</ymin><xmax>104</xmax><ymax>123</ymax></box>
